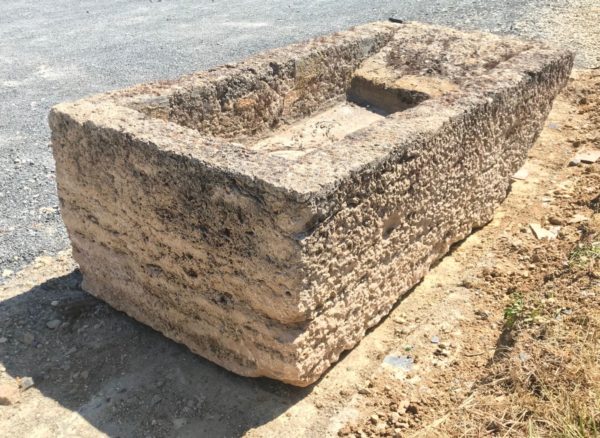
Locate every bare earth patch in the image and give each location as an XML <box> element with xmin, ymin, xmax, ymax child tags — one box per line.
<box><xmin>0</xmin><ymin>70</ymin><xmax>599</xmax><ymax>437</ymax></box>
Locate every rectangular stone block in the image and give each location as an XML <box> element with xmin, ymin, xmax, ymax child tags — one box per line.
<box><xmin>50</xmin><ymin>22</ymin><xmax>573</xmax><ymax>386</ymax></box>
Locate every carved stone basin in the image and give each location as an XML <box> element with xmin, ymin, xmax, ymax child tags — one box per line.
<box><xmin>50</xmin><ymin>21</ymin><xmax>572</xmax><ymax>386</ymax></box>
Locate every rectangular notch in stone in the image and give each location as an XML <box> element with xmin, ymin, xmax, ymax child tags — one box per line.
<box><xmin>347</xmin><ymin>54</ymin><xmax>460</xmax><ymax>113</ymax></box>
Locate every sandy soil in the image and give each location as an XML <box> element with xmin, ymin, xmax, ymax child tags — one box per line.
<box><xmin>0</xmin><ymin>69</ymin><xmax>598</xmax><ymax>437</ymax></box>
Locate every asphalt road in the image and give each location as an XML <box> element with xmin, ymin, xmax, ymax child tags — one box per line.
<box><xmin>1</xmin><ymin>0</ymin><xmax>598</xmax><ymax>279</ymax></box>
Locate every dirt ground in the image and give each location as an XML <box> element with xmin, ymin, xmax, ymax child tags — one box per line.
<box><xmin>1</xmin><ymin>69</ymin><xmax>599</xmax><ymax>437</ymax></box>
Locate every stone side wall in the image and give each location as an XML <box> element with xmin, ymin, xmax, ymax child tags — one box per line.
<box><xmin>119</xmin><ymin>23</ymin><xmax>397</xmax><ymax>140</ymax></box>
<box><xmin>50</xmin><ymin>105</ymin><xmax>316</xmax><ymax>382</ymax></box>
<box><xmin>293</xmin><ymin>51</ymin><xmax>574</xmax><ymax>382</ymax></box>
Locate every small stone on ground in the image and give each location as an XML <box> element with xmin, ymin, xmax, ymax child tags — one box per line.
<box><xmin>46</xmin><ymin>319</ymin><xmax>61</xmax><ymax>330</ymax></box>
<box><xmin>19</xmin><ymin>377</ymin><xmax>34</xmax><ymax>391</ymax></box>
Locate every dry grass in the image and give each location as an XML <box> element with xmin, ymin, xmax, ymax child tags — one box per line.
<box><xmin>439</xmin><ymin>215</ymin><xmax>600</xmax><ymax>437</ymax></box>
<box><xmin>432</xmin><ymin>68</ymin><xmax>600</xmax><ymax>438</ymax></box>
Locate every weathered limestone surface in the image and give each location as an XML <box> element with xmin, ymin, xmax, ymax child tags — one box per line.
<box><xmin>50</xmin><ymin>22</ymin><xmax>573</xmax><ymax>386</ymax></box>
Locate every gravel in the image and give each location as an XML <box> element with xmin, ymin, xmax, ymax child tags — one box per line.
<box><xmin>1</xmin><ymin>0</ymin><xmax>598</xmax><ymax>279</ymax></box>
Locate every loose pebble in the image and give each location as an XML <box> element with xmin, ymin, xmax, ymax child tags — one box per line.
<box><xmin>19</xmin><ymin>377</ymin><xmax>34</xmax><ymax>391</ymax></box>
<box><xmin>46</xmin><ymin>319</ymin><xmax>61</xmax><ymax>330</ymax></box>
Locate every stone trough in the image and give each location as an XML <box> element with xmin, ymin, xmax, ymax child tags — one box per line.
<box><xmin>50</xmin><ymin>21</ymin><xmax>573</xmax><ymax>386</ymax></box>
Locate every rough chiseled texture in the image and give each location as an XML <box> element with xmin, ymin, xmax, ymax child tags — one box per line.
<box><xmin>50</xmin><ymin>22</ymin><xmax>573</xmax><ymax>386</ymax></box>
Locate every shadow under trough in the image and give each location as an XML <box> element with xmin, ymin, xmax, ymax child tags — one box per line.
<box><xmin>0</xmin><ymin>270</ymin><xmax>311</xmax><ymax>437</ymax></box>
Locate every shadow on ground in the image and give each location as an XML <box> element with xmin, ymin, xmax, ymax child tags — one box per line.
<box><xmin>0</xmin><ymin>270</ymin><xmax>310</xmax><ymax>437</ymax></box>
